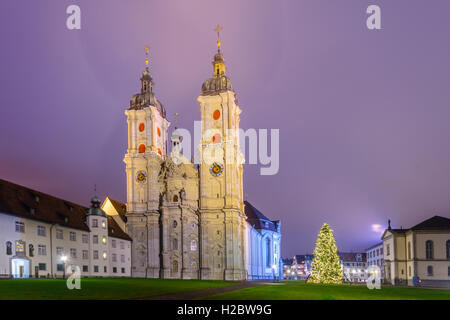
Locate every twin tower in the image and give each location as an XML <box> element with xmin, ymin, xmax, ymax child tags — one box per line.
<box><xmin>123</xmin><ymin>34</ymin><xmax>247</xmax><ymax>280</ymax></box>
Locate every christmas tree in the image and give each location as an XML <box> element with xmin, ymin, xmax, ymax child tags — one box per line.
<box><xmin>308</xmin><ymin>223</ymin><xmax>342</xmax><ymax>284</ymax></box>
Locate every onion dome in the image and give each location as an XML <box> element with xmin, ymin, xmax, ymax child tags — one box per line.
<box><xmin>129</xmin><ymin>47</ymin><xmax>166</xmax><ymax>118</ymax></box>
<box><xmin>86</xmin><ymin>196</ymin><xmax>107</xmax><ymax>218</ymax></box>
<box><xmin>201</xmin><ymin>25</ymin><xmax>234</xmax><ymax>96</ymax></box>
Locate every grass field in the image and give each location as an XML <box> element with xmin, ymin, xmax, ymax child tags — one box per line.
<box><xmin>0</xmin><ymin>278</ymin><xmax>449</xmax><ymax>300</ymax></box>
<box><xmin>0</xmin><ymin>278</ymin><xmax>236</xmax><ymax>300</ymax></box>
<box><xmin>203</xmin><ymin>281</ymin><xmax>450</xmax><ymax>300</ymax></box>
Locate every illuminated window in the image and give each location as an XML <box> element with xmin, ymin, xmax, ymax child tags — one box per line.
<box><xmin>102</xmin><ymin>236</ymin><xmax>107</xmax><ymax>245</ymax></box>
<box><xmin>102</xmin><ymin>221</ymin><xmax>106</xmax><ymax>229</ymax></box>
<box><xmin>103</xmin><ymin>252</ymin><xmax>107</xmax><ymax>260</ymax></box>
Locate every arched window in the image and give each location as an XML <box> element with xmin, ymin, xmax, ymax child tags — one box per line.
<box><xmin>427</xmin><ymin>265</ymin><xmax>433</xmax><ymax>276</ymax></box>
<box><xmin>426</xmin><ymin>240</ymin><xmax>433</xmax><ymax>260</ymax></box>
<box><xmin>266</xmin><ymin>238</ymin><xmax>271</xmax><ymax>267</ymax></box>
<box><xmin>6</xmin><ymin>241</ymin><xmax>12</xmax><ymax>255</ymax></box>
<box><xmin>172</xmin><ymin>238</ymin><xmax>178</xmax><ymax>250</ymax></box>
<box><xmin>407</xmin><ymin>242</ymin><xmax>411</xmax><ymax>260</ymax></box>
<box><xmin>172</xmin><ymin>260</ymin><xmax>178</xmax><ymax>273</ymax></box>
<box><xmin>173</xmin><ymin>195</ymin><xmax>178</xmax><ymax>202</ymax></box>
<box><xmin>446</xmin><ymin>240</ymin><xmax>450</xmax><ymax>260</ymax></box>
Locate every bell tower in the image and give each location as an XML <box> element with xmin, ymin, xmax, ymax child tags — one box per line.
<box><xmin>124</xmin><ymin>47</ymin><xmax>170</xmax><ymax>278</ymax></box>
<box><xmin>197</xmin><ymin>26</ymin><xmax>246</xmax><ymax>280</ymax></box>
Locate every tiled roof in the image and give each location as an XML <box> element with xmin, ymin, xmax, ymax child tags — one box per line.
<box><xmin>0</xmin><ymin>178</ymin><xmax>89</xmax><ymax>231</ymax></box>
<box><xmin>107</xmin><ymin>215</ymin><xmax>131</xmax><ymax>241</ymax></box>
<box><xmin>0</xmin><ymin>178</ymin><xmax>131</xmax><ymax>240</ymax></box>
<box><xmin>244</xmin><ymin>201</ymin><xmax>279</xmax><ymax>232</ymax></box>
<box><xmin>411</xmin><ymin>215</ymin><xmax>450</xmax><ymax>230</ymax></box>
<box><xmin>338</xmin><ymin>252</ymin><xmax>367</xmax><ymax>262</ymax></box>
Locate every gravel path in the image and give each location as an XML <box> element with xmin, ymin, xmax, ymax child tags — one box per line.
<box><xmin>144</xmin><ymin>281</ymin><xmax>263</xmax><ymax>300</ymax></box>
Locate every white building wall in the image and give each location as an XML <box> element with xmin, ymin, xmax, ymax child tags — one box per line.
<box><xmin>0</xmin><ymin>212</ymin><xmax>131</xmax><ymax>278</ymax></box>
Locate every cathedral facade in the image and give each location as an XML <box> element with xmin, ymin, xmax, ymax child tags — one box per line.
<box><xmin>123</xmin><ymin>37</ymin><xmax>281</xmax><ymax>281</ymax></box>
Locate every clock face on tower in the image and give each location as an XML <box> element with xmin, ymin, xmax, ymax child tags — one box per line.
<box><xmin>135</xmin><ymin>170</ymin><xmax>147</xmax><ymax>184</ymax></box>
<box><xmin>209</xmin><ymin>162</ymin><xmax>224</xmax><ymax>177</ymax></box>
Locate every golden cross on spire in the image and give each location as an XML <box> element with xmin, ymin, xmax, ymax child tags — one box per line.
<box><xmin>174</xmin><ymin>113</ymin><xmax>179</xmax><ymax>126</ymax></box>
<box><xmin>214</xmin><ymin>24</ymin><xmax>223</xmax><ymax>49</ymax></box>
<box><xmin>144</xmin><ymin>45</ymin><xmax>150</xmax><ymax>66</ymax></box>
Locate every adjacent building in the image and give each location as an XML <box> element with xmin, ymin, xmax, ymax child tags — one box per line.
<box><xmin>365</xmin><ymin>242</ymin><xmax>384</xmax><ymax>280</ymax></box>
<box><xmin>339</xmin><ymin>252</ymin><xmax>367</xmax><ymax>283</ymax></box>
<box><xmin>0</xmin><ymin>179</ymin><xmax>131</xmax><ymax>278</ymax></box>
<box><xmin>382</xmin><ymin>216</ymin><xmax>450</xmax><ymax>287</ymax></box>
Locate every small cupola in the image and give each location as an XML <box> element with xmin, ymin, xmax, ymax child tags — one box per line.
<box><xmin>86</xmin><ymin>187</ymin><xmax>107</xmax><ymax>218</ymax></box>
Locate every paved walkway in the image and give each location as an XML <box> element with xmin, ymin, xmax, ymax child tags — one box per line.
<box><xmin>144</xmin><ymin>281</ymin><xmax>262</xmax><ymax>300</ymax></box>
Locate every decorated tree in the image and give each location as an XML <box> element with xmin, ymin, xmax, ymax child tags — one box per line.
<box><xmin>308</xmin><ymin>223</ymin><xmax>342</xmax><ymax>284</ymax></box>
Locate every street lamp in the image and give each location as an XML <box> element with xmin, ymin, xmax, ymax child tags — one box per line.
<box><xmin>61</xmin><ymin>255</ymin><xmax>67</xmax><ymax>279</ymax></box>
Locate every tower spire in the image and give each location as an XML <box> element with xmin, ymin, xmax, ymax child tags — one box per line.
<box><xmin>212</xmin><ymin>25</ymin><xmax>226</xmax><ymax>78</ymax></box>
<box><xmin>144</xmin><ymin>45</ymin><xmax>150</xmax><ymax>69</ymax></box>
<box><xmin>214</xmin><ymin>24</ymin><xmax>223</xmax><ymax>53</ymax></box>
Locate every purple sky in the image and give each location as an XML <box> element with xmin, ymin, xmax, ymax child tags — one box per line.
<box><xmin>1</xmin><ymin>0</ymin><xmax>450</xmax><ymax>257</ymax></box>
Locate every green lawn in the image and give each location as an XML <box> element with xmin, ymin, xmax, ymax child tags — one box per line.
<box><xmin>0</xmin><ymin>278</ymin><xmax>236</xmax><ymax>300</ymax></box>
<box><xmin>203</xmin><ymin>281</ymin><xmax>450</xmax><ymax>300</ymax></box>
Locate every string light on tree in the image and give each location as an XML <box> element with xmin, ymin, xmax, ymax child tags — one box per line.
<box><xmin>308</xmin><ymin>222</ymin><xmax>342</xmax><ymax>284</ymax></box>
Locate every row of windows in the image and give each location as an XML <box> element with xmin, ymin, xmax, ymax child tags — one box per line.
<box><xmin>368</xmin><ymin>247</ymin><xmax>383</xmax><ymax>259</ymax></box>
<box><xmin>56</xmin><ymin>264</ymin><xmax>126</xmax><ymax>274</ymax></box>
<box><xmin>14</xmin><ymin>221</ymin><xmax>126</xmax><ymax>249</ymax></box>
<box><xmin>6</xmin><ymin>242</ymin><xmax>126</xmax><ymax>263</ymax></box>
<box><xmin>171</xmin><ymin>239</ymin><xmax>197</xmax><ymax>251</ymax></box>
<box><xmin>91</xmin><ymin>219</ymin><xmax>106</xmax><ymax>229</ymax></box>
<box><xmin>425</xmin><ymin>266</ymin><xmax>450</xmax><ymax>277</ymax></box>
<box><xmin>387</xmin><ymin>240</ymin><xmax>450</xmax><ymax>260</ymax></box>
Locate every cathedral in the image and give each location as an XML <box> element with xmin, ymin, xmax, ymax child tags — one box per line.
<box><xmin>117</xmin><ymin>29</ymin><xmax>282</xmax><ymax>281</ymax></box>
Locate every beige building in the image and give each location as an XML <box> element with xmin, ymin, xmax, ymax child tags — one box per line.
<box><xmin>382</xmin><ymin>216</ymin><xmax>450</xmax><ymax>287</ymax></box>
<box><xmin>122</xmin><ymin>35</ymin><xmax>281</xmax><ymax>280</ymax></box>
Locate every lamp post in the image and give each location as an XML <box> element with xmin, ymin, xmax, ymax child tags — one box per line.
<box><xmin>61</xmin><ymin>255</ymin><xmax>67</xmax><ymax>279</ymax></box>
<box><xmin>271</xmin><ymin>264</ymin><xmax>276</xmax><ymax>282</ymax></box>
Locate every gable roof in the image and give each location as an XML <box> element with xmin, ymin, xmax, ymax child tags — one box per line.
<box><xmin>244</xmin><ymin>201</ymin><xmax>279</xmax><ymax>232</ymax></box>
<box><xmin>104</xmin><ymin>197</ymin><xmax>127</xmax><ymax>223</ymax></box>
<box><xmin>0</xmin><ymin>178</ymin><xmax>89</xmax><ymax>231</ymax></box>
